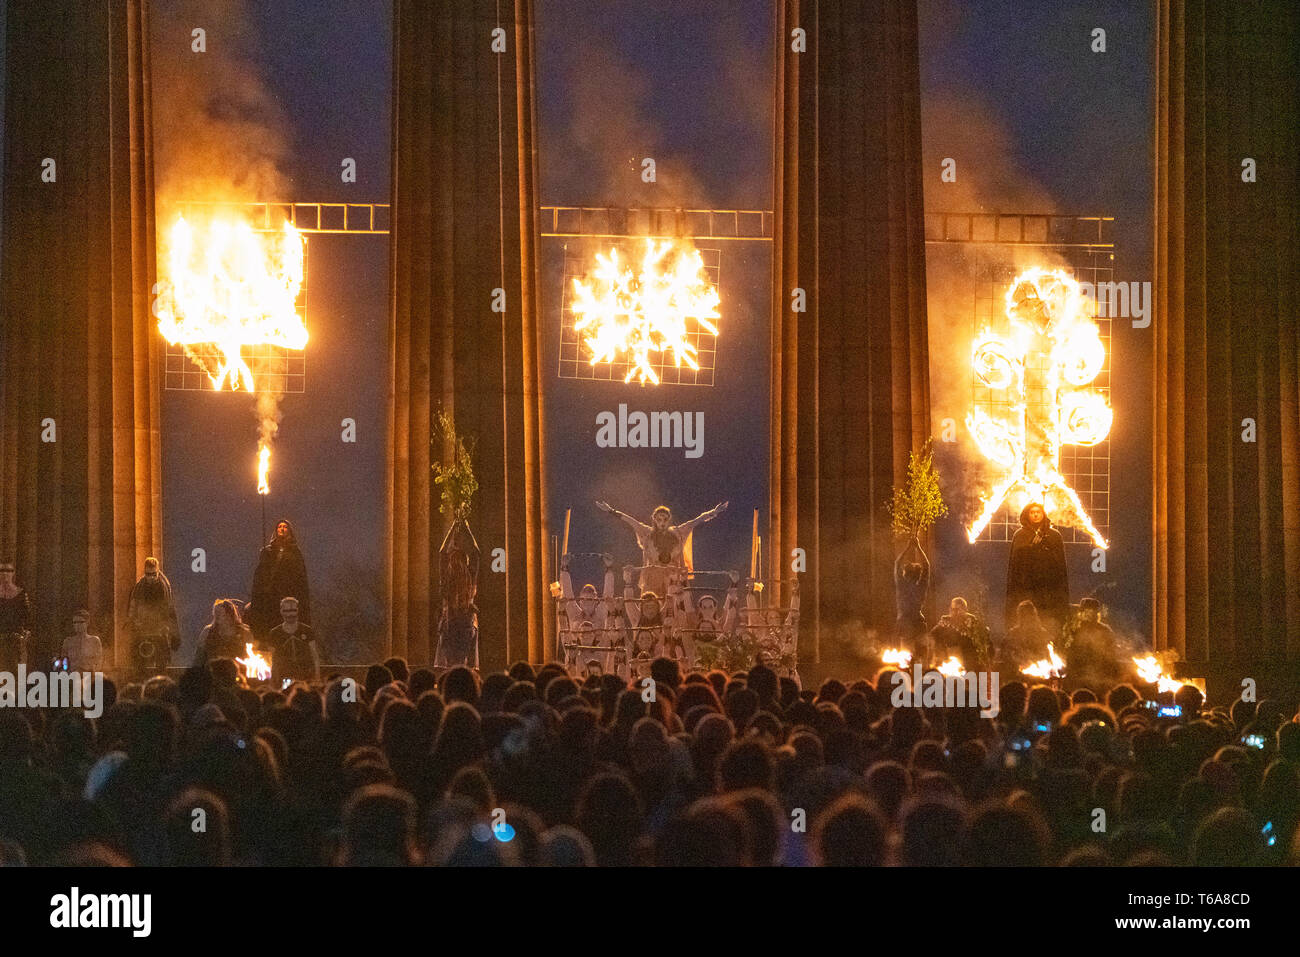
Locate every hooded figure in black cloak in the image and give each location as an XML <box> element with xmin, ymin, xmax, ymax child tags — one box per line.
<box><xmin>249</xmin><ymin>519</ymin><xmax>311</xmax><ymax>640</ymax></box>
<box><xmin>1006</xmin><ymin>502</ymin><xmax>1069</xmax><ymax>634</ymax></box>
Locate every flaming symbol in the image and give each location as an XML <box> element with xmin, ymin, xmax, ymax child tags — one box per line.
<box><xmin>155</xmin><ymin>212</ymin><xmax>307</xmax><ymax>495</ymax></box>
<box><xmin>155</xmin><ymin>214</ymin><xmax>307</xmax><ymax>392</ymax></box>
<box><xmin>966</xmin><ymin>268</ymin><xmax>1112</xmax><ymax>548</ymax></box>
<box><xmin>571</xmin><ymin>239</ymin><xmax>720</xmax><ymax>386</ymax></box>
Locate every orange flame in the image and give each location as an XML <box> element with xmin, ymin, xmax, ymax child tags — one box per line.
<box><xmin>571</xmin><ymin>239</ymin><xmax>720</xmax><ymax>386</ymax></box>
<box><xmin>936</xmin><ymin>655</ymin><xmax>965</xmax><ymax>677</ymax></box>
<box><xmin>235</xmin><ymin>643</ymin><xmax>272</xmax><ymax>682</ymax></box>
<box><xmin>257</xmin><ymin>444</ymin><xmax>271</xmax><ymax>496</ymax></box>
<box><xmin>1021</xmin><ymin>643</ymin><xmax>1066</xmax><ymax>680</ymax></box>
<box><xmin>881</xmin><ymin>648</ymin><xmax>913</xmax><ymax>669</ymax></box>
<box><xmin>966</xmin><ymin>268</ymin><xmax>1112</xmax><ymax>548</ymax></box>
<box><xmin>1132</xmin><ymin>654</ymin><xmax>1184</xmax><ymax>694</ymax></box>
<box><xmin>155</xmin><ymin>214</ymin><xmax>307</xmax><ymax>392</ymax></box>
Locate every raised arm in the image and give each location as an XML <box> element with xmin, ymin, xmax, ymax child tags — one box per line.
<box><xmin>597</xmin><ymin>500</ymin><xmax>651</xmax><ymax>535</ymax></box>
<box><xmin>601</xmin><ymin>554</ymin><xmax>616</xmax><ymax>600</ymax></box>
<box><xmin>674</xmin><ymin>500</ymin><xmax>729</xmax><ymax>537</ymax></box>
<box><xmin>721</xmin><ymin>573</ymin><xmax>740</xmax><ymax>634</ymax></box>
<box><xmin>560</xmin><ymin>554</ymin><xmax>576</xmax><ymax>601</ymax></box>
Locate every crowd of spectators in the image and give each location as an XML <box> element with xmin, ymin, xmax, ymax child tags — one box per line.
<box><xmin>1</xmin><ymin>653</ymin><xmax>1297</xmax><ymax>866</ymax></box>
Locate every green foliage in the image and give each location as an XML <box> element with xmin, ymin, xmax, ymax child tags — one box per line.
<box><xmin>889</xmin><ymin>439</ymin><xmax>948</xmax><ymax>539</ymax></box>
<box><xmin>431</xmin><ymin>409</ymin><xmax>478</xmax><ymax>521</ymax></box>
<box><xmin>695</xmin><ymin>632</ymin><xmax>796</xmax><ymax>674</ymax></box>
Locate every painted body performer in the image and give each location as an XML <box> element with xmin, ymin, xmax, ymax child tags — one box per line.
<box><xmin>596</xmin><ymin>499</ymin><xmax>728</xmax><ymax>596</ymax></box>
<box><xmin>434</xmin><ymin>518</ymin><xmax>481</xmax><ymax>669</ymax></box>
<box><xmin>558</xmin><ymin>553</ymin><xmax>617</xmax><ymax>674</ymax></box>
<box><xmin>1005</xmin><ymin>502</ymin><xmax>1069</xmax><ymax>634</ymax></box>
<box><xmin>249</xmin><ymin>520</ymin><xmax>311</xmax><ymax>640</ymax></box>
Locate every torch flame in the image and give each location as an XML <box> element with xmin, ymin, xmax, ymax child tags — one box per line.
<box><xmin>1021</xmin><ymin>642</ymin><xmax>1066</xmax><ymax>680</ymax></box>
<box><xmin>155</xmin><ymin>214</ymin><xmax>307</xmax><ymax>392</ymax></box>
<box><xmin>235</xmin><ymin>643</ymin><xmax>272</xmax><ymax>682</ymax></box>
<box><xmin>936</xmin><ymin>655</ymin><xmax>965</xmax><ymax>677</ymax></box>
<box><xmin>966</xmin><ymin>268</ymin><xmax>1112</xmax><ymax>548</ymax></box>
<box><xmin>1132</xmin><ymin>654</ymin><xmax>1185</xmax><ymax>694</ymax></box>
<box><xmin>257</xmin><ymin>444</ymin><xmax>271</xmax><ymax>496</ymax></box>
<box><xmin>571</xmin><ymin>239</ymin><xmax>720</xmax><ymax>386</ymax></box>
<box><xmin>881</xmin><ymin>648</ymin><xmax>913</xmax><ymax>669</ymax></box>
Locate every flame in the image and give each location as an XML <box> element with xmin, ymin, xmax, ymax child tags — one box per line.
<box><xmin>155</xmin><ymin>214</ymin><xmax>307</xmax><ymax>392</ymax></box>
<box><xmin>881</xmin><ymin>648</ymin><xmax>913</xmax><ymax>669</ymax></box>
<box><xmin>966</xmin><ymin>268</ymin><xmax>1112</xmax><ymax>548</ymax></box>
<box><xmin>571</xmin><ymin>239</ymin><xmax>720</xmax><ymax>385</ymax></box>
<box><xmin>257</xmin><ymin>444</ymin><xmax>271</xmax><ymax>496</ymax></box>
<box><xmin>936</xmin><ymin>655</ymin><xmax>965</xmax><ymax>677</ymax></box>
<box><xmin>1021</xmin><ymin>642</ymin><xmax>1066</xmax><ymax>680</ymax></box>
<box><xmin>235</xmin><ymin>643</ymin><xmax>272</xmax><ymax>682</ymax></box>
<box><xmin>1132</xmin><ymin>654</ymin><xmax>1184</xmax><ymax>694</ymax></box>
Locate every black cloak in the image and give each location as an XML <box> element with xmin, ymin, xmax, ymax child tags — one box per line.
<box><xmin>249</xmin><ymin>519</ymin><xmax>311</xmax><ymax>637</ymax></box>
<box><xmin>1005</xmin><ymin>503</ymin><xmax>1069</xmax><ymax>630</ymax></box>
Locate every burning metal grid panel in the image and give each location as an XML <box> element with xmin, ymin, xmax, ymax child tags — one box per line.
<box><xmin>163</xmin><ymin>234</ymin><xmax>308</xmax><ymax>393</ymax></box>
<box><xmin>970</xmin><ymin>251</ymin><xmax>1113</xmax><ymax>545</ymax></box>
<box><xmin>558</xmin><ymin>243</ymin><xmax>721</xmax><ymax>386</ymax></box>
<box><xmin>164</xmin><ymin>345</ymin><xmax>306</xmax><ymax>393</ymax></box>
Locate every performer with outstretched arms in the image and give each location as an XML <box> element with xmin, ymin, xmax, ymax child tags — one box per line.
<box><xmin>596</xmin><ymin>499</ymin><xmax>728</xmax><ymax>596</ymax></box>
<box><xmin>435</xmin><ymin>517</ymin><xmax>481</xmax><ymax>669</ymax></box>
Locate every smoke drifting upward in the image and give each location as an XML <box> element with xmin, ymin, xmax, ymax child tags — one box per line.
<box><xmin>540</xmin><ymin>6</ymin><xmax>772</xmax><ymax>211</ymax></box>
<box><xmin>151</xmin><ymin>0</ymin><xmax>289</xmax><ymax>207</ymax></box>
<box><xmin>920</xmin><ymin>95</ymin><xmax>1072</xmax><ymax>527</ymax></box>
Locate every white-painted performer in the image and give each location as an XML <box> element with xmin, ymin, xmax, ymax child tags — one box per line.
<box><xmin>596</xmin><ymin>499</ymin><xmax>728</xmax><ymax>597</ymax></box>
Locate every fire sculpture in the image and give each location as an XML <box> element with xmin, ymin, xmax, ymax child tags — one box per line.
<box><xmin>966</xmin><ymin>268</ymin><xmax>1112</xmax><ymax>548</ymax></box>
<box><xmin>571</xmin><ymin>238</ymin><xmax>720</xmax><ymax>386</ymax></box>
<box><xmin>155</xmin><ymin>212</ymin><xmax>307</xmax><ymax>496</ymax></box>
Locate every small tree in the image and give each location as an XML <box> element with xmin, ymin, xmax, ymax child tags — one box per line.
<box><xmin>888</xmin><ymin>439</ymin><xmax>948</xmax><ymax>540</ymax></box>
<box><xmin>431</xmin><ymin>409</ymin><xmax>478</xmax><ymax>521</ymax></box>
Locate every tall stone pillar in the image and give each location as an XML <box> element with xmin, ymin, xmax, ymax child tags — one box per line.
<box><xmin>1</xmin><ymin>0</ymin><xmax>162</xmax><ymax>666</ymax></box>
<box><xmin>1152</xmin><ymin>0</ymin><xmax>1300</xmax><ymax>664</ymax></box>
<box><xmin>770</xmin><ymin>0</ymin><xmax>931</xmax><ymax>660</ymax></box>
<box><xmin>389</xmin><ymin>0</ymin><xmax>550</xmax><ymax>668</ymax></box>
